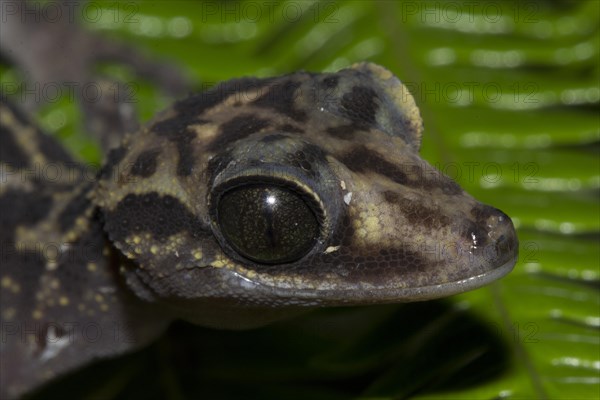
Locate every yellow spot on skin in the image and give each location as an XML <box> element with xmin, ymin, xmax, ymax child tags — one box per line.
<box><xmin>210</xmin><ymin>251</ymin><xmax>234</xmax><ymax>269</ymax></box>
<box><xmin>193</xmin><ymin>250</ymin><xmax>203</xmax><ymax>260</ymax></box>
<box><xmin>87</xmin><ymin>262</ymin><xmax>97</xmax><ymax>272</ymax></box>
<box><xmin>365</xmin><ymin>216</ymin><xmax>380</xmax><ymax>230</ymax></box>
<box><xmin>49</xmin><ymin>278</ymin><xmax>60</xmax><ymax>290</ymax></box>
<box><xmin>94</xmin><ymin>294</ymin><xmax>104</xmax><ymax>303</ymax></box>
<box><xmin>244</xmin><ymin>270</ymin><xmax>257</xmax><ymax>280</ymax></box>
<box><xmin>59</xmin><ymin>296</ymin><xmax>69</xmax><ymax>306</ymax></box>
<box><xmin>100</xmin><ymin>303</ymin><xmax>109</xmax><ymax>312</ymax></box>
<box><xmin>150</xmin><ymin>245</ymin><xmax>159</xmax><ymax>255</ymax></box>
<box><xmin>32</xmin><ymin>310</ymin><xmax>43</xmax><ymax>320</ymax></box>
<box><xmin>133</xmin><ymin>236</ymin><xmax>141</xmax><ymax>244</ymax></box>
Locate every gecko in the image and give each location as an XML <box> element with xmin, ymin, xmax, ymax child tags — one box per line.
<box><xmin>0</xmin><ymin>4</ymin><xmax>518</xmax><ymax>399</ymax></box>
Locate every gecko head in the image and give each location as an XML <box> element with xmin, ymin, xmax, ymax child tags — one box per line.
<box><xmin>194</xmin><ymin>62</ymin><xmax>518</xmax><ymax>307</ymax></box>
<box><xmin>96</xmin><ymin>62</ymin><xmax>517</xmax><ymax>328</ymax></box>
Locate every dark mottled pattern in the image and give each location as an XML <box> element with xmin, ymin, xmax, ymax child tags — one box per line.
<box><xmin>152</xmin><ymin>77</ymin><xmax>273</xmax><ymax>177</ymax></box>
<box><xmin>51</xmin><ymin>220</ymin><xmax>108</xmax><ymax>298</ymax></box>
<box><xmin>339</xmin><ymin>145</ymin><xmax>409</xmax><ymax>186</ymax></box>
<box><xmin>322</xmin><ymin>76</ymin><xmax>339</xmax><ymax>89</ymax></box>
<box><xmin>177</xmin><ymin>77</ymin><xmax>272</xmax><ymax>116</ymax></box>
<box><xmin>33</xmin><ymin>126</ymin><xmax>75</xmax><ymax>164</ymax></box>
<box><xmin>383</xmin><ymin>191</ymin><xmax>450</xmax><ymax>230</ymax></box>
<box><xmin>105</xmin><ymin>193</ymin><xmax>208</xmax><ymax>242</ymax></box>
<box><xmin>0</xmin><ymin>190</ymin><xmax>54</xmax><ymax>228</ymax></box>
<box><xmin>433</xmin><ymin>173</ymin><xmax>462</xmax><ymax>195</ymax></box>
<box><xmin>382</xmin><ymin>190</ymin><xmax>401</xmax><ymax>204</ymax></box>
<box><xmin>326</xmin><ymin>124</ymin><xmax>360</xmax><ymax>140</ymax></box>
<box><xmin>0</xmin><ymin>100</ymin><xmax>73</xmax><ymax>168</ymax></box>
<box><xmin>151</xmin><ymin>111</ymin><xmax>198</xmax><ymax>137</ymax></box>
<box><xmin>340</xmin><ymin>145</ymin><xmax>462</xmax><ymax>195</ymax></box>
<box><xmin>208</xmin><ymin>114</ymin><xmax>270</xmax><ymax>152</ymax></box>
<box><xmin>259</xmin><ymin>134</ymin><xmax>289</xmax><ymax>143</ymax></box>
<box><xmin>130</xmin><ymin>149</ymin><xmax>161</xmax><ymax>177</ymax></box>
<box><xmin>340</xmin><ymin>86</ymin><xmax>379</xmax><ymax>127</ymax></box>
<box><xmin>99</xmin><ymin>146</ymin><xmax>127</xmax><ymax>180</ymax></box>
<box><xmin>0</xmin><ymin>246</ymin><xmax>46</xmax><ymax>329</ymax></box>
<box><xmin>152</xmin><ymin>118</ymin><xmax>197</xmax><ymax>177</ymax></box>
<box><xmin>253</xmin><ymin>80</ymin><xmax>306</xmax><ymax>122</ymax></box>
<box><xmin>0</xmin><ymin>190</ymin><xmax>54</xmax><ymax>314</ymax></box>
<box><xmin>279</xmin><ymin>124</ymin><xmax>304</xmax><ymax>134</ymax></box>
<box><xmin>57</xmin><ymin>184</ymin><xmax>93</xmax><ymax>232</ymax></box>
<box><xmin>0</xmin><ymin>125</ymin><xmax>29</xmax><ymax>168</ymax></box>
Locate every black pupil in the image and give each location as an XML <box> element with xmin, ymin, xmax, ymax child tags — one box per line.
<box><xmin>217</xmin><ymin>184</ymin><xmax>319</xmax><ymax>264</ymax></box>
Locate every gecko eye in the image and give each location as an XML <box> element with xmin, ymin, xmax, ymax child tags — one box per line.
<box><xmin>215</xmin><ymin>184</ymin><xmax>320</xmax><ymax>264</ymax></box>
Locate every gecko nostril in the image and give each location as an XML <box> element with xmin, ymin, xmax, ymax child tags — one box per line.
<box><xmin>492</xmin><ymin>218</ymin><xmax>518</xmax><ymax>263</ymax></box>
<box><xmin>466</xmin><ymin>205</ymin><xmax>518</xmax><ymax>266</ymax></box>
<box><xmin>460</xmin><ymin>221</ymin><xmax>489</xmax><ymax>249</ymax></box>
<box><xmin>496</xmin><ymin>235</ymin><xmax>513</xmax><ymax>258</ymax></box>
<box><xmin>495</xmin><ymin>234</ymin><xmax>508</xmax><ymax>252</ymax></box>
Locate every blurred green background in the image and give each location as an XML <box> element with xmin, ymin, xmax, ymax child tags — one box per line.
<box><xmin>3</xmin><ymin>0</ymin><xmax>598</xmax><ymax>399</ymax></box>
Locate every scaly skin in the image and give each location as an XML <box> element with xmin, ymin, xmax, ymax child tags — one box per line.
<box><xmin>1</xmin><ymin>62</ymin><xmax>517</xmax><ymax>398</ymax></box>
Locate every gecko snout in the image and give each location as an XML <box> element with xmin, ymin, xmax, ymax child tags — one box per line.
<box><xmin>481</xmin><ymin>206</ymin><xmax>518</xmax><ymax>270</ymax></box>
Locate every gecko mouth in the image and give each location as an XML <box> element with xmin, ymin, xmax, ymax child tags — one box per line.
<box><xmin>307</xmin><ymin>254</ymin><xmax>517</xmax><ymax>305</ymax></box>
<box><xmin>360</xmin><ymin>254</ymin><xmax>518</xmax><ymax>303</ymax></box>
